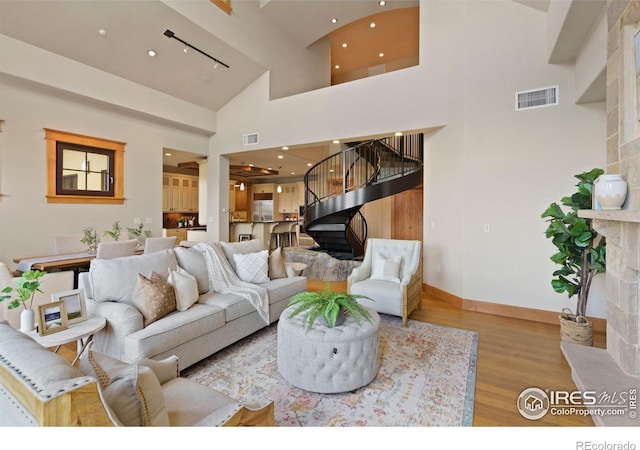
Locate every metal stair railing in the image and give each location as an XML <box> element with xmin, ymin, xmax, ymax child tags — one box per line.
<box><xmin>304</xmin><ymin>133</ymin><xmax>423</xmax><ymax>252</ymax></box>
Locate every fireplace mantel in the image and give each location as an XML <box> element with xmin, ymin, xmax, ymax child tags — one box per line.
<box><xmin>579</xmin><ymin>209</ymin><xmax>640</xmax><ymax>223</ymax></box>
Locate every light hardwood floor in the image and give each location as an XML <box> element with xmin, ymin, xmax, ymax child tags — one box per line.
<box><xmin>307</xmin><ymin>279</ymin><xmax>605</xmax><ymax>426</ymax></box>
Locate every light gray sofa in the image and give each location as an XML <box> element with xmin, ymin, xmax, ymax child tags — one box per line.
<box><xmin>79</xmin><ymin>239</ymin><xmax>306</xmax><ymax>371</ymax></box>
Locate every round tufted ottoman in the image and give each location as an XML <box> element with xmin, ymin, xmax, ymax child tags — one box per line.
<box><xmin>277</xmin><ymin>304</ymin><xmax>380</xmax><ymax>393</ymax></box>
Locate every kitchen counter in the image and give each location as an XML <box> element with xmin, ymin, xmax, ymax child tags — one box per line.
<box><xmin>229</xmin><ymin>221</ymin><xmax>298</xmax><ymax>244</ymax></box>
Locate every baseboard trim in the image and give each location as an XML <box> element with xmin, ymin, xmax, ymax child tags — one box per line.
<box><xmin>423</xmin><ymin>284</ymin><xmax>607</xmax><ymax>333</ymax></box>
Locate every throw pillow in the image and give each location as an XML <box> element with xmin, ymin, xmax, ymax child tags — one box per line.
<box><xmin>173</xmin><ymin>246</ymin><xmax>209</xmax><ymax>294</ymax></box>
<box><xmin>84</xmin><ymin>349</ymin><xmax>169</xmax><ymax>427</ymax></box>
<box><xmin>168</xmin><ymin>266</ymin><xmax>199</xmax><ymax>311</ymax></box>
<box><xmin>220</xmin><ymin>239</ymin><xmax>266</xmax><ymax>275</ymax></box>
<box><xmin>233</xmin><ymin>250</ymin><xmax>270</xmax><ymax>284</ymax></box>
<box><xmin>371</xmin><ymin>254</ymin><xmax>402</xmax><ymax>282</ymax></box>
<box><xmin>268</xmin><ymin>247</ymin><xmax>287</xmax><ymax>279</ymax></box>
<box><xmin>132</xmin><ymin>271</ymin><xmax>177</xmax><ymax>326</ymax></box>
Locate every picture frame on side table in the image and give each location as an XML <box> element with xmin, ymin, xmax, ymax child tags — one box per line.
<box><xmin>52</xmin><ymin>289</ymin><xmax>87</xmax><ymax>325</ymax></box>
<box><xmin>38</xmin><ymin>301</ymin><xmax>68</xmax><ymax>336</ymax></box>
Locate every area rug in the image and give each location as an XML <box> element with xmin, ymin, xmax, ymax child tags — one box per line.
<box><xmin>182</xmin><ymin>315</ymin><xmax>478</xmax><ymax>426</ymax></box>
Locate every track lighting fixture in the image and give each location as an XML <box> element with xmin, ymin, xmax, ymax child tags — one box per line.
<box><xmin>163</xmin><ymin>29</ymin><xmax>230</xmax><ymax>69</ymax></box>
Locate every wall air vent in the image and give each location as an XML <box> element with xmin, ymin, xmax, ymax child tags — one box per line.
<box><xmin>515</xmin><ymin>86</ymin><xmax>559</xmax><ymax>111</ymax></box>
<box><xmin>243</xmin><ymin>133</ymin><xmax>259</xmax><ymax>146</ymax></box>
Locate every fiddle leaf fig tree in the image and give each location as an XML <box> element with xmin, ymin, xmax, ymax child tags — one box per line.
<box><xmin>541</xmin><ymin>168</ymin><xmax>606</xmax><ymax>320</ymax></box>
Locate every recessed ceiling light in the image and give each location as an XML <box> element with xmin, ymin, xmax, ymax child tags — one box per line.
<box><xmin>282</xmin><ymin>146</ymin><xmax>289</xmax><ymax>150</ymax></box>
<box><xmin>379</xmin><ymin>1</ymin><xmax>386</xmax><ymax>5</ymax></box>
<box><xmin>395</xmin><ymin>131</ymin><xmax>403</xmax><ymax>136</ymax></box>
<box><xmin>334</xmin><ymin>65</ymin><xmax>340</xmax><ymax>69</ymax></box>
<box><xmin>342</xmin><ymin>43</ymin><xmax>348</xmax><ymax>48</ymax></box>
<box><xmin>98</xmin><ymin>29</ymin><xmax>107</xmax><ymax>36</ymax></box>
<box><xmin>290</xmin><ymin>172</ymin><xmax>296</xmax><ymax>175</ymax></box>
<box><xmin>370</xmin><ymin>22</ymin><xmax>376</xmax><ymax>28</ymax></box>
<box><xmin>164</xmin><ymin>152</ymin><xmax>172</xmax><ymax>156</ymax></box>
<box><xmin>277</xmin><ymin>155</ymin><xmax>284</xmax><ymax>159</ymax></box>
<box><xmin>332</xmin><ymin>140</ymin><xmax>340</xmax><ymax>144</ymax></box>
<box><xmin>249</xmin><ymin>164</ymin><xmax>254</xmax><ymax>167</ymax></box>
<box><xmin>331</xmin><ymin>18</ymin><xmax>338</xmax><ymax>24</ymax></box>
<box><xmin>379</xmin><ymin>52</ymin><xmax>384</xmax><ymax>57</ymax></box>
<box><xmin>307</xmin><ymin>163</ymin><xmax>313</xmax><ymax>167</ymax></box>
<box><xmin>147</xmin><ymin>49</ymin><xmax>156</xmax><ymax>57</ymax></box>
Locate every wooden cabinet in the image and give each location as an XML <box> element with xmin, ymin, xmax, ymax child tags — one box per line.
<box><xmin>278</xmin><ymin>183</ymin><xmax>304</xmax><ymax>213</ymax></box>
<box><xmin>163</xmin><ymin>227</ymin><xmax>187</xmax><ymax>242</ymax></box>
<box><xmin>163</xmin><ymin>173</ymin><xmax>199</xmax><ymax>213</ymax></box>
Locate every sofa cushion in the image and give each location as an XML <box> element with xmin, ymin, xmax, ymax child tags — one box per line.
<box><xmin>168</xmin><ymin>267</ymin><xmax>199</xmax><ymax>312</ymax></box>
<box><xmin>173</xmin><ymin>246</ymin><xmax>209</xmax><ymax>294</ymax></box>
<box><xmin>233</xmin><ymin>250</ymin><xmax>269</xmax><ymax>284</ymax></box>
<box><xmin>219</xmin><ymin>239</ymin><xmax>265</xmax><ymax>275</ymax></box>
<box><xmin>132</xmin><ymin>271</ymin><xmax>177</xmax><ymax>327</ymax></box>
<box><xmin>198</xmin><ymin>291</ymin><xmax>255</xmax><ymax>322</ymax></box>
<box><xmin>90</xmin><ymin>249</ymin><xmax>178</xmax><ymax>304</ymax></box>
<box><xmin>84</xmin><ymin>349</ymin><xmax>169</xmax><ymax>426</ymax></box>
<box><xmin>262</xmin><ymin>276</ymin><xmax>308</xmax><ymax>305</ymax></box>
<box><xmin>268</xmin><ymin>247</ymin><xmax>287</xmax><ymax>279</ymax></box>
<box><xmin>123</xmin><ymin>304</ymin><xmax>225</xmax><ymax>362</ymax></box>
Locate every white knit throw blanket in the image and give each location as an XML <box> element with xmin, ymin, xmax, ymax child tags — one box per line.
<box><xmin>193</xmin><ymin>242</ymin><xmax>269</xmax><ymax>325</ymax></box>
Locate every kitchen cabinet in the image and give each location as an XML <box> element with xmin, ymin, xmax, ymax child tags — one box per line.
<box><xmin>277</xmin><ymin>182</ymin><xmax>305</xmax><ymax>213</ymax></box>
<box><xmin>163</xmin><ymin>173</ymin><xmax>199</xmax><ymax>213</ymax></box>
<box><xmin>163</xmin><ymin>227</ymin><xmax>187</xmax><ymax>242</ymax></box>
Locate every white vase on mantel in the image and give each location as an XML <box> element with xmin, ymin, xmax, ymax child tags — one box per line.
<box><xmin>20</xmin><ymin>308</ymin><xmax>35</xmax><ymax>333</ymax></box>
<box><xmin>595</xmin><ymin>174</ymin><xmax>627</xmax><ymax>210</ymax></box>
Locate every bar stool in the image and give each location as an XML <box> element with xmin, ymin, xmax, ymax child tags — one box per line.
<box><xmin>284</xmin><ymin>223</ymin><xmax>298</xmax><ymax>247</ymax></box>
<box><xmin>270</xmin><ymin>223</ymin><xmax>291</xmax><ymax>251</ymax></box>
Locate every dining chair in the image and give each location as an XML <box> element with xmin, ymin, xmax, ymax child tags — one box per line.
<box><xmin>51</xmin><ymin>235</ymin><xmax>87</xmax><ymax>254</ymax></box>
<box><xmin>143</xmin><ymin>236</ymin><xmax>177</xmax><ymax>254</ymax></box>
<box><xmin>96</xmin><ymin>239</ymin><xmax>138</xmax><ymax>259</ymax></box>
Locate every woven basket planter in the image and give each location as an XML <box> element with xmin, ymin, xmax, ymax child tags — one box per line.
<box><xmin>559</xmin><ymin>309</ymin><xmax>593</xmax><ymax>346</ymax></box>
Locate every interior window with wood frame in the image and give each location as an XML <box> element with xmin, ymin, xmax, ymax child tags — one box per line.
<box><xmin>45</xmin><ymin>129</ymin><xmax>125</xmax><ymax>204</ymax></box>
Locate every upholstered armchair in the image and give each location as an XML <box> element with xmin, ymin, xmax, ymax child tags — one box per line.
<box><xmin>347</xmin><ymin>238</ymin><xmax>422</xmax><ymax>326</ymax></box>
<box><xmin>0</xmin><ymin>321</ymin><xmax>274</xmax><ymax>426</ymax></box>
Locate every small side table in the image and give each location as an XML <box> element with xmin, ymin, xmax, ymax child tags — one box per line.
<box><xmin>25</xmin><ymin>316</ymin><xmax>106</xmax><ymax>365</ymax></box>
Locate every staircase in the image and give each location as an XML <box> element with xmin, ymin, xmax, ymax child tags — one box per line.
<box><xmin>303</xmin><ymin>133</ymin><xmax>424</xmax><ymax>259</ymax></box>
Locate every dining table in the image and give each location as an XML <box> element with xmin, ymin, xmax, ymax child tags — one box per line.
<box><xmin>13</xmin><ymin>248</ymin><xmax>144</xmax><ymax>273</ymax></box>
<box><xmin>13</xmin><ymin>251</ymin><xmax>97</xmax><ymax>273</ymax></box>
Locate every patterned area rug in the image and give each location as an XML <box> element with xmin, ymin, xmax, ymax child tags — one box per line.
<box><xmin>183</xmin><ymin>315</ymin><xmax>478</xmax><ymax>426</ymax></box>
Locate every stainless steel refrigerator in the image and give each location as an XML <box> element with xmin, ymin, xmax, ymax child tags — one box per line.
<box><xmin>252</xmin><ymin>200</ymin><xmax>274</xmax><ymax>221</ymax></box>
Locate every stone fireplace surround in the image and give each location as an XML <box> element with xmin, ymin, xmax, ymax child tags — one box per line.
<box><xmin>561</xmin><ymin>1</ymin><xmax>640</xmax><ymax>427</ymax></box>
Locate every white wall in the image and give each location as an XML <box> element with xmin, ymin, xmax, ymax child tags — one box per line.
<box><xmin>208</xmin><ymin>0</ymin><xmax>607</xmax><ymax>318</ymax></box>
<box><xmin>428</xmin><ymin>1</ymin><xmax>606</xmax><ymax>316</ymax></box>
<box><xmin>0</xmin><ymin>76</ymin><xmax>209</xmax><ymax>271</ymax></box>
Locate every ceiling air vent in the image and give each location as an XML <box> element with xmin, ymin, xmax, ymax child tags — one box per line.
<box><xmin>515</xmin><ymin>86</ymin><xmax>558</xmax><ymax>111</ymax></box>
<box><xmin>243</xmin><ymin>133</ymin><xmax>259</xmax><ymax>146</ymax></box>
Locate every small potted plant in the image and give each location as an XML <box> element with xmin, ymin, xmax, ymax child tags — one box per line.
<box><xmin>0</xmin><ymin>269</ymin><xmax>47</xmax><ymax>332</ymax></box>
<box><xmin>127</xmin><ymin>223</ymin><xmax>152</xmax><ymax>246</ymax></box>
<box><xmin>176</xmin><ymin>217</ymin><xmax>186</xmax><ymax>228</ymax></box>
<box><xmin>287</xmin><ymin>281</ymin><xmax>373</xmax><ymax>329</ymax></box>
<box><xmin>104</xmin><ymin>220</ymin><xmax>122</xmax><ymax>241</ymax></box>
<box><xmin>541</xmin><ymin>168</ymin><xmax>606</xmax><ymax>346</ymax></box>
<box><xmin>80</xmin><ymin>226</ymin><xmax>99</xmax><ymax>254</ymax></box>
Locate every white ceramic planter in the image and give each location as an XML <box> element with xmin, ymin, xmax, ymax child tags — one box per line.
<box><xmin>20</xmin><ymin>308</ymin><xmax>35</xmax><ymax>333</ymax></box>
<box><xmin>595</xmin><ymin>174</ymin><xmax>627</xmax><ymax>210</ymax></box>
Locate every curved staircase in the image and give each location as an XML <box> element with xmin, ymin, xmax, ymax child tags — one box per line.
<box><xmin>303</xmin><ymin>133</ymin><xmax>423</xmax><ymax>259</ymax></box>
